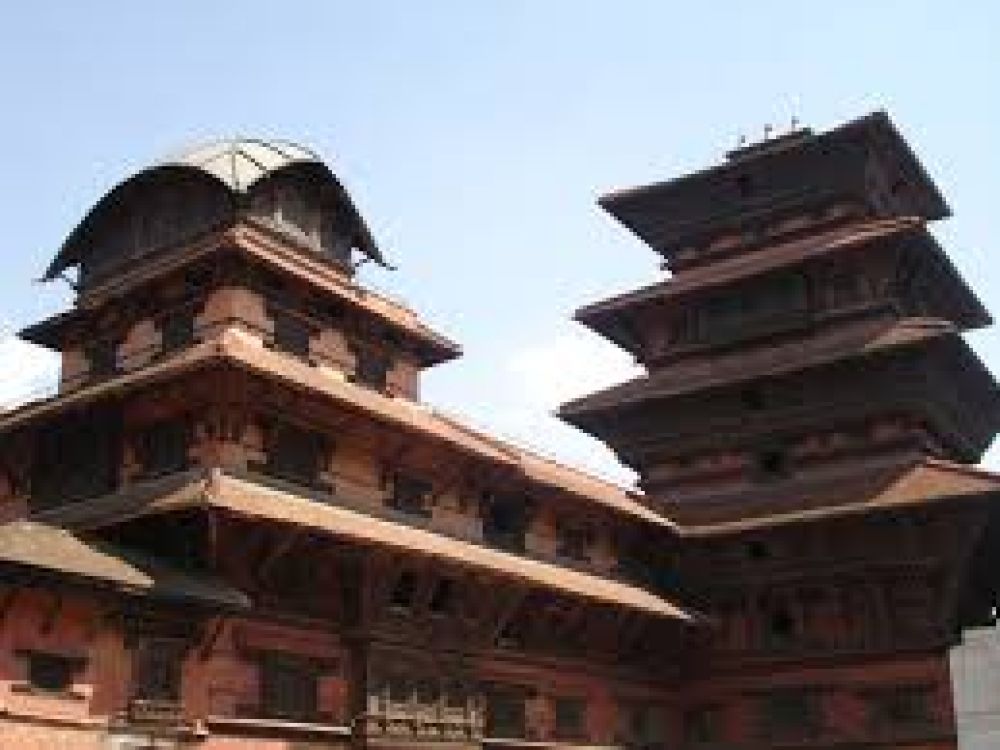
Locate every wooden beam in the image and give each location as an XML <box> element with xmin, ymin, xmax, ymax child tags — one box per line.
<box><xmin>257</xmin><ymin>525</ymin><xmax>304</xmax><ymax>585</ymax></box>
<box><xmin>199</xmin><ymin>616</ymin><xmax>227</xmax><ymax>661</ymax></box>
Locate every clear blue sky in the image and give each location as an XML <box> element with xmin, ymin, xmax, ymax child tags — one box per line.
<box><xmin>1</xmin><ymin>2</ymin><xmax>997</xmax><ymax>480</ymax></box>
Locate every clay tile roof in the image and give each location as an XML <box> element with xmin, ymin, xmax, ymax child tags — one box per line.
<box><xmin>0</xmin><ymin>520</ymin><xmax>249</xmax><ymax>608</ymax></box>
<box><xmin>1</xmin><ymin>327</ymin><xmax>666</xmax><ymax>528</ymax></box>
<box><xmin>168</xmin><ymin>472</ymin><xmax>694</xmax><ymax>622</ymax></box>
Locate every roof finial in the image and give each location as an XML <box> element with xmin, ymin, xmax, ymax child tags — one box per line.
<box><xmin>763</xmin><ymin>123</ymin><xmax>774</xmax><ymax>140</ymax></box>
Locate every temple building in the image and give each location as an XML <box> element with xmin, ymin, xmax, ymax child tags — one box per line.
<box><xmin>0</xmin><ymin>114</ymin><xmax>997</xmax><ymax>749</ymax></box>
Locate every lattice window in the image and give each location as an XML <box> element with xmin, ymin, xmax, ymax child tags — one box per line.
<box><xmin>553</xmin><ymin>696</ymin><xmax>587</xmax><ymax>740</ymax></box>
<box><xmin>138</xmin><ymin>419</ymin><xmax>190</xmax><ymax>478</ymax></box>
<box><xmin>264</xmin><ymin>421</ymin><xmax>326</xmax><ymax>488</ymax></box>
<box><xmin>24</xmin><ymin>652</ymin><xmax>82</xmax><ymax>694</ymax></box>
<box><xmin>761</xmin><ymin>689</ymin><xmax>821</xmax><ymax>740</ymax></box>
<box><xmin>86</xmin><ymin>338</ymin><xmax>119</xmax><ymax>380</ymax></box>
<box><xmin>389</xmin><ymin>472</ymin><xmax>433</xmax><ymax>517</ymax></box>
<box><xmin>482</xmin><ymin>494</ymin><xmax>529</xmax><ymax>553</ymax></box>
<box><xmin>260</xmin><ymin>654</ymin><xmax>318</xmax><ymax>722</ymax></box>
<box><xmin>271</xmin><ymin>308</ymin><xmax>312</xmax><ymax>358</ymax></box>
<box><xmin>159</xmin><ymin>308</ymin><xmax>195</xmax><ymax>353</ymax></box>
<box><xmin>869</xmin><ymin>685</ymin><xmax>935</xmax><ymax>732</ymax></box>
<box><xmin>485</xmin><ymin>685</ymin><xmax>527</xmax><ymax>739</ymax></box>
<box><xmin>354</xmin><ymin>347</ymin><xmax>392</xmax><ymax>391</ymax></box>
<box><xmin>683</xmin><ymin>705</ymin><xmax>720</xmax><ymax>746</ymax></box>
<box><xmin>31</xmin><ymin>410</ymin><xmax>121</xmax><ymax>508</ymax></box>
<box><xmin>556</xmin><ymin>521</ymin><xmax>594</xmax><ymax>563</ymax></box>
<box><xmin>133</xmin><ymin>638</ymin><xmax>184</xmax><ymax>702</ymax></box>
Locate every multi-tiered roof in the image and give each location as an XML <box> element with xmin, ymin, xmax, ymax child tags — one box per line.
<box><xmin>561</xmin><ymin>112</ymin><xmax>1000</xmax><ymax>531</ymax></box>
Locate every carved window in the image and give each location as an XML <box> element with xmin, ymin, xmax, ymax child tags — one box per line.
<box><xmin>484</xmin><ymin>685</ymin><xmax>527</xmax><ymax>739</ymax></box>
<box><xmin>618</xmin><ymin>702</ymin><xmax>664</xmax><ymax>748</ymax></box>
<box><xmin>482</xmin><ymin>494</ymin><xmax>529</xmax><ymax>553</ymax></box>
<box><xmin>389</xmin><ymin>570</ymin><xmax>418</xmax><ymax>611</ymax></box>
<box><xmin>138</xmin><ymin>419</ymin><xmax>190</xmax><ymax>478</ymax></box>
<box><xmin>684</xmin><ymin>705</ymin><xmax>720</xmax><ymax>746</ymax></box>
<box><xmin>271</xmin><ymin>308</ymin><xmax>311</xmax><ymax>358</ymax></box>
<box><xmin>31</xmin><ymin>410</ymin><xmax>122</xmax><ymax>509</ymax></box>
<box><xmin>556</xmin><ymin>521</ymin><xmax>594</xmax><ymax>563</ymax></box>
<box><xmin>160</xmin><ymin>308</ymin><xmax>195</xmax><ymax>353</ymax></box>
<box><xmin>133</xmin><ymin>638</ymin><xmax>184</xmax><ymax>702</ymax></box>
<box><xmin>554</xmin><ymin>696</ymin><xmax>587</xmax><ymax>740</ymax></box>
<box><xmin>24</xmin><ymin>652</ymin><xmax>82</xmax><ymax>694</ymax></box>
<box><xmin>870</xmin><ymin>685</ymin><xmax>934</xmax><ymax>731</ymax></box>
<box><xmin>389</xmin><ymin>473</ymin><xmax>433</xmax><ymax>517</ymax></box>
<box><xmin>260</xmin><ymin>654</ymin><xmax>318</xmax><ymax>722</ymax></box>
<box><xmin>354</xmin><ymin>347</ymin><xmax>391</xmax><ymax>391</ymax></box>
<box><xmin>428</xmin><ymin>578</ymin><xmax>457</xmax><ymax>615</ymax></box>
<box><xmin>264</xmin><ymin>421</ymin><xmax>326</xmax><ymax>488</ymax></box>
<box><xmin>761</xmin><ymin>689</ymin><xmax>821</xmax><ymax>740</ymax></box>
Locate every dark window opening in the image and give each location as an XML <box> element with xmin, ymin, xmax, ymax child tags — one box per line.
<box><xmin>271</xmin><ymin>308</ymin><xmax>311</xmax><ymax>358</ymax></box>
<box><xmin>740</xmin><ymin>386</ymin><xmax>766</xmax><ymax>411</ymax></box>
<box><xmin>556</xmin><ymin>523</ymin><xmax>593</xmax><ymax>563</ymax></box>
<box><xmin>873</xmin><ymin>686</ymin><xmax>934</xmax><ymax>729</ymax></box>
<box><xmin>26</xmin><ymin>652</ymin><xmax>80</xmax><ymax>693</ymax></box>
<box><xmin>389</xmin><ymin>571</ymin><xmax>418</xmax><ymax>611</ymax></box>
<box><xmin>159</xmin><ymin>308</ymin><xmax>195</xmax><ymax>353</ymax></box>
<box><xmin>133</xmin><ymin>639</ymin><xmax>184</xmax><ymax>702</ymax></box>
<box><xmin>554</xmin><ymin>696</ymin><xmax>587</xmax><ymax>740</ymax></box>
<box><xmin>86</xmin><ymin>338</ymin><xmax>119</xmax><ymax>380</ymax></box>
<box><xmin>483</xmin><ymin>494</ymin><xmax>528</xmax><ymax>553</ymax></box>
<box><xmin>354</xmin><ymin>348</ymin><xmax>391</xmax><ymax>391</ymax></box>
<box><xmin>264</xmin><ymin>421</ymin><xmax>326</xmax><ymax>488</ymax></box>
<box><xmin>138</xmin><ymin>419</ymin><xmax>190</xmax><ymax>478</ymax></box>
<box><xmin>31</xmin><ymin>410</ymin><xmax>122</xmax><ymax>509</ymax></box>
<box><xmin>762</xmin><ymin>689</ymin><xmax>819</xmax><ymax>739</ymax></box>
<box><xmin>485</xmin><ymin>686</ymin><xmax>527</xmax><ymax>739</ymax></box>
<box><xmin>260</xmin><ymin>654</ymin><xmax>318</xmax><ymax>722</ymax></box>
<box><xmin>755</xmin><ymin>448</ymin><xmax>789</xmax><ymax>480</ymax></box>
<box><xmin>736</xmin><ymin>173</ymin><xmax>755</xmax><ymax>198</ymax></box>
<box><xmin>746</xmin><ymin>539</ymin><xmax>771</xmax><ymax>561</ymax></box>
<box><xmin>767</xmin><ymin>607</ymin><xmax>797</xmax><ymax>646</ymax></box>
<box><xmin>390</xmin><ymin>473</ymin><xmax>433</xmax><ymax>517</ymax></box>
<box><xmin>684</xmin><ymin>706</ymin><xmax>718</xmax><ymax>745</ymax></box>
<box><xmin>428</xmin><ymin>578</ymin><xmax>457</xmax><ymax>615</ymax></box>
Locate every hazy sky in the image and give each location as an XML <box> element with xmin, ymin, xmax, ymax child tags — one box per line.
<box><xmin>0</xmin><ymin>2</ymin><xmax>997</xmax><ymax>482</ymax></box>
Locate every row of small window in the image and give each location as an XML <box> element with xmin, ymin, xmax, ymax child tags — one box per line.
<box><xmin>269</xmin><ymin>306</ymin><xmax>393</xmax><ymax>391</ymax></box>
<box><xmin>82</xmin><ymin>304</ymin><xmax>392</xmax><ymax>393</ymax></box>
<box><xmin>686</xmin><ymin>686</ymin><xmax>936</xmax><ymax>745</ymax></box>
<box><xmin>16</xmin><ymin>648</ymin><xmax>327</xmax><ymax>725</ymax></box>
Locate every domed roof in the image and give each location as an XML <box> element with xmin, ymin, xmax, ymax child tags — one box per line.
<box><xmin>44</xmin><ymin>137</ymin><xmax>389</xmax><ymax>282</ymax></box>
<box><xmin>161</xmin><ymin>138</ymin><xmax>324</xmax><ymax>192</ymax></box>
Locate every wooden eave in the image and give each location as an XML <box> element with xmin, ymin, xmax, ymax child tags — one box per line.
<box><xmin>575</xmin><ymin>217</ymin><xmax>990</xmax><ymax>354</ymax></box>
<box><xmin>673</xmin><ymin>457</ymin><xmax>1000</xmax><ymax>537</ymax></box>
<box><xmin>28</xmin><ymin>220</ymin><xmax>461</xmax><ymax>365</ymax></box>
<box><xmin>560</xmin><ymin>317</ymin><xmax>961</xmax><ymax>423</ymax></box>
<box><xmin>1</xmin><ymin>327</ymin><xmax>665</xmax><ymax>529</ymax></box>
<box><xmin>39</xmin><ymin>469</ymin><xmax>697</xmax><ymax>623</ymax></box>
<box><xmin>0</xmin><ymin>519</ymin><xmax>249</xmax><ymax>610</ymax></box>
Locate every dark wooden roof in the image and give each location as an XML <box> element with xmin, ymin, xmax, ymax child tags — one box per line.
<box><xmin>599</xmin><ymin>111</ymin><xmax>950</xmax><ymax>263</ymax></box>
<box><xmin>560</xmin><ymin>317</ymin><xmax>959</xmax><ymax>421</ymax></box>
<box><xmin>668</xmin><ymin>457</ymin><xmax>1000</xmax><ymax>535</ymax></box>
<box><xmin>43</xmin><ymin>138</ymin><xmax>389</xmax><ymax>283</ymax></box>
<box><xmin>575</xmin><ymin>218</ymin><xmax>991</xmax><ymax>355</ymax></box>
<box><xmin>0</xmin><ymin>520</ymin><xmax>249</xmax><ymax>609</ymax></box>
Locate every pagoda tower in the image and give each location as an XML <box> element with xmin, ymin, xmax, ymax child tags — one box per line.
<box><xmin>562</xmin><ymin>112</ymin><xmax>1000</xmax><ymax>747</ymax></box>
<box><xmin>0</xmin><ymin>139</ymin><xmax>696</xmax><ymax>749</ymax></box>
